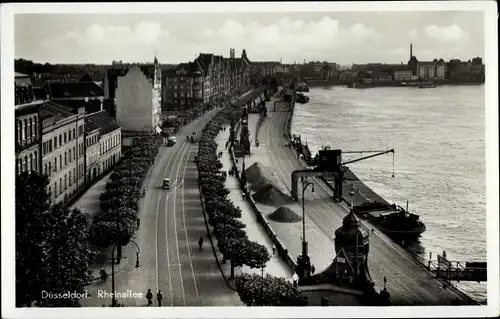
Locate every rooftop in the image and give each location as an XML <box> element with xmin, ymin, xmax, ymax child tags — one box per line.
<box><xmin>47</xmin><ymin>81</ymin><xmax>104</xmax><ymax>99</ymax></box>
<box><xmin>39</xmin><ymin>100</ymin><xmax>77</xmax><ymax>123</ymax></box>
<box><xmin>86</xmin><ymin>110</ymin><xmax>120</xmax><ymax>135</ymax></box>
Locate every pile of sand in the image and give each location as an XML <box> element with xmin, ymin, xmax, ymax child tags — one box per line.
<box><xmin>252</xmin><ymin>184</ymin><xmax>291</xmax><ymax>206</ymax></box>
<box><xmin>268</xmin><ymin>206</ymin><xmax>302</xmax><ymax>223</ymax></box>
<box><xmin>245</xmin><ymin>162</ymin><xmax>273</xmax><ymax>191</ymax></box>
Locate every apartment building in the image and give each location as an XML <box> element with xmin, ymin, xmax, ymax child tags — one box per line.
<box><xmin>163</xmin><ymin>61</ymin><xmax>205</xmax><ymax>111</ymax></box>
<box><xmin>40</xmin><ymin>102</ymin><xmax>86</xmax><ymax>205</ymax></box>
<box><xmin>15</xmin><ymin>72</ymin><xmax>42</xmax><ymax>175</ymax></box>
<box><xmin>84</xmin><ymin>117</ymin><xmax>101</xmax><ymax>183</ymax></box>
<box><xmin>86</xmin><ymin>111</ymin><xmax>122</xmax><ymax>176</ymax></box>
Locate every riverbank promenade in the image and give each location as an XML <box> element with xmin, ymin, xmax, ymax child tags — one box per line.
<box><xmin>214</xmin><ymin>126</ymin><xmax>294</xmax><ymax>281</ymax></box>
<box><xmin>231</xmin><ymin>100</ymin><xmax>474</xmax><ymax>305</ymax></box>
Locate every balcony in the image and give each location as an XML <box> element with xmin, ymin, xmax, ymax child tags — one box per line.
<box><xmin>16</xmin><ymin>136</ymin><xmax>40</xmax><ymax>154</ymax></box>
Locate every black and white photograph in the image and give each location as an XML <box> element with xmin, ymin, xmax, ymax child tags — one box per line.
<box><xmin>1</xmin><ymin>2</ymin><xmax>498</xmax><ymax>318</ymax></box>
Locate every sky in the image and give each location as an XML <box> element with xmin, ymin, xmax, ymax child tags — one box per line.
<box><xmin>15</xmin><ymin>11</ymin><xmax>485</xmax><ymax>65</ymax></box>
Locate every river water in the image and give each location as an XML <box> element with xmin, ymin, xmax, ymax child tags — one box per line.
<box><xmin>290</xmin><ymin>85</ymin><xmax>487</xmax><ymax>303</ymax></box>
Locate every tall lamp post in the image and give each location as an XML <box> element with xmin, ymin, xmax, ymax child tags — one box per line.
<box><xmin>260</xmin><ymin>265</ymin><xmax>265</xmax><ymax>302</ymax></box>
<box><xmin>111</xmin><ymin>240</ymin><xmax>141</xmax><ymax>307</ymax></box>
<box><xmin>299</xmin><ymin>176</ymin><xmax>314</xmax><ymax>282</ymax></box>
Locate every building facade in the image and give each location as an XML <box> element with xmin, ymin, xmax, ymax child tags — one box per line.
<box><xmin>115</xmin><ymin>58</ymin><xmax>162</xmax><ymax>133</ymax></box>
<box><xmin>40</xmin><ymin>102</ymin><xmax>86</xmax><ymax>205</ymax></box>
<box><xmin>393</xmin><ymin>69</ymin><xmax>413</xmax><ymax>81</ymax></box>
<box><xmin>84</xmin><ymin>118</ymin><xmax>101</xmax><ymax>183</ymax></box>
<box><xmin>15</xmin><ymin>73</ymin><xmax>42</xmax><ymax>176</ymax></box>
<box><xmin>87</xmin><ymin>111</ymin><xmax>122</xmax><ymax>176</ymax></box>
<box><xmin>163</xmin><ymin>61</ymin><xmax>205</xmax><ymax>111</ymax></box>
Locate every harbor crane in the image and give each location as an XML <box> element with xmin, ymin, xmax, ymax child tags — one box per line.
<box><xmin>291</xmin><ymin>148</ymin><xmax>395</xmax><ymax>201</ymax></box>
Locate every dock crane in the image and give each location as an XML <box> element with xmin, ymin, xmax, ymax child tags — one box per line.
<box><xmin>291</xmin><ymin>148</ymin><xmax>395</xmax><ymax>201</ymax></box>
<box><xmin>332</xmin><ymin>149</ymin><xmax>395</xmax><ymax>201</ymax></box>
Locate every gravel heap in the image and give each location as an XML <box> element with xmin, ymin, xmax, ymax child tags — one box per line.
<box><xmin>245</xmin><ymin>162</ymin><xmax>273</xmax><ymax>191</ymax></box>
<box><xmin>252</xmin><ymin>184</ymin><xmax>291</xmax><ymax>206</ymax></box>
<box><xmin>268</xmin><ymin>206</ymin><xmax>303</xmax><ymax>223</ymax></box>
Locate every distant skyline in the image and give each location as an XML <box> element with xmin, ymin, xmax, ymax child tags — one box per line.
<box><xmin>15</xmin><ymin>11</ymin><xmax>485</xmax><ymax>65</ymax></box>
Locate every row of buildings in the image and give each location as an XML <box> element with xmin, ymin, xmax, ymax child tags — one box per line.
<box><xmin>15</xmin><ymin>72</ymin><xmax>121</xmax><ymax>206</ymax></box>
<box><xmin>162</xmin><ymin>48</ymin><xmax>251</xmax><ymax>111</ymax></box>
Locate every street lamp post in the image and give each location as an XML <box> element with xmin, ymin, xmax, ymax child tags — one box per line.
<box><xmin>260</xmin><ymin>266</ymin><xmax>265</xmax><ymax>302</ymax></box>
<box><xmin>299</xmin><ymin>176</ymin><xmax>314</xmax><ymax>282</ymax></box>
<box><xmin>111</xmin><ymin>240</ymin><xmax>141</xmax><ymax>307</ymax></box>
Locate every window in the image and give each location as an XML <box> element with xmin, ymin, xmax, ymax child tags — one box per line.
<box><xmin>54</xmin><ymin>137</ymin><xmax>57</xmax><ymax>149</ymax></box>
<box><xmin>54</xmin><ymin>158</ymin><xmax>57</xmax><ymax>173</ymax></box>
<box><xmin>59</xmin><ymin>134</ymin><xmax>62</xmax><ymax>146</ymax></box>
<box><xmin>28</xmin><ymin>118</ymin><xmax>32</xmax><ymax>139</ymax></box>
<box><xmin>48</xmin><ymin>162</ymin><xmax>52</xmax><ymax>177</ymax></box>
<box><xmin>64</xmin><ymin>132</ymin><xmax>67</xmax><ymax>144</ymax></box>
<box><xmin>64</xmin><ymin>152</ymin><xmax>67</xmax><ymax>166</ymax></box>
<box><xmin>69</xmin><ymin>149</ymin><xmax>72</xmax><ymax>163</ymax></box>
<box><xmin>69</xmin><ymin>172</ymin><xmax>72</xmax><ymax>186</ymax></box>
<box><xmin>54</xmin><ymin>181</ymin><xmax>58</xmax><ymax>197</ymax></box>
<box><xmin>33</xmin><ymin>151</ymin><xmax>37</xmax><ymax>171</ymax></box>
<box><xmin>45</xmin><ymin>163</ymin><xmax>48</xmax><ymax>175</ymax></box>
<box><xmin>59</xmin><ymin>178</ymin><xmax>62</xmax><ymax>195</ymax></box>
<box><xmin>73</xmin><ymin>128</ymin><xmax>76</xmax><ymax>139</ymax></box>
<box><xmin>48</xmin><ymin>187</ymin><xmax>52</xmax><ymax>201</ymax></box>
<box><xmin>68</xmin><ymin>130</ymin><xmax>72</xmax><ymax>141</ymax></box>
<box><xmin>23</xmin><ymin>119</ymin><xmax>28</xmax><ymax>141</ymax></box>
<box><xmin>64</xmin><ymin>175</ymin><xmax>67</xmax><ymax>191</ymax></box>
<box><xmin>49</xmin><ymin>140</ymin><xmax>52</xmax><ymax>152</ymax></box>
<box><xmin>73</xmin><ymin>147</ymin><xmax>76</xmax><ymax>160</ymax></box>
<box><xmin>73</xmin><ymin>168</ymin><xmax>76</xmax><ymax>183</ymax></box>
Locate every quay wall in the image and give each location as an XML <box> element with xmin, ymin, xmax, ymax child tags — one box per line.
<box><xmin>305</xmin><ymin>79</ymin><xmax>485</xmax><ymax>88</ymax></box>
<box><xmin>284</xmin><ymin>106</ymin><xmax>478</xmax><ymax>305</ymax></box>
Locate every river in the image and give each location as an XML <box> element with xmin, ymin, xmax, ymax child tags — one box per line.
<box><xmin>290</xmin><ymin>85</ymin><xmax>487</xmax><ymax>303</ymax></box>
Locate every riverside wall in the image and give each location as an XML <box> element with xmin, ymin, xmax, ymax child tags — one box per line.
<box><xmin>283</xmin><ymin>104</ymin><xmax>479</xmax><ymax>305</ymax></box>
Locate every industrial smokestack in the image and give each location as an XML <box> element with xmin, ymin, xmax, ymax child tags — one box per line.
<box><xmin>410</xmin><ymin>43</ymin><xmax>413</xmax><ymax>60</ymax></box>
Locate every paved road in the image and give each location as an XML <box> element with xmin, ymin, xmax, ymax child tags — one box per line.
<box><xmin>258</xmin><ymin>103</ymin><xmax>470</xmax><ymax>305</ymax></box>
<box><xmin>81</xmin><ymin>108</ymin><xmax>242</xmax><ymax>307</ymax></box>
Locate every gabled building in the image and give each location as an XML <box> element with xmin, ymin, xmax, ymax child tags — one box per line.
<box><xmin>163</xmin><ymin>61</ymin><xmax>205</xmax><ymax>111</ymax></box>
<box><xmin>115</xmin><ymin>56</ymin><xmax>162</xmax><ymax>133</ymax></box>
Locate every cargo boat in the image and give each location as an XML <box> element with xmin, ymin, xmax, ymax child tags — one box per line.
<box><xmin>353</xmin><ymin>201</ymin><xmax>426</xmax><ymax>241</ymax></box>
<box><xmin>418</xmin><ymin>83</ymin><xmax>437</xmax><ymax>88</ymax></box>
<box><xmin>296</xmin><ymin>93</ymin><xmax>310</xmax><ymax>104</ymax></box>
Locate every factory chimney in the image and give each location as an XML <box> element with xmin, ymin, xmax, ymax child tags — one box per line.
<box><xmin>410</xmin><ymin>43</ymin><xmax>413</xmax><ymax>60</ymax></box>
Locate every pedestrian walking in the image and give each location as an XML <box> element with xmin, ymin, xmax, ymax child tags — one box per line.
<box><xmin>292</xmin><ymin>272</ymin><xmax>299</xmax><ymax>288</ymax></box>
<box><xmin>272</xmin><ymin>244</ymin><xmax>276</xmax><ymax>255</ymax></box>
<box><xmin>142</xmin><ymin>188</ymin><xmax>146</xmax><ymax>198</ymax></box>
<box><xmin>311</xmin><ymin>265</ymin><xmax>315</xmax><ymax>275</ymax></box>
<box><xmin>146</xmin><ymin>289</ymin><xmax>153</xmax><ymax>306</ymax></box>
<box><xmin>100</xmin><ymin>268</ymin><xmax>108</xmax><ymax>282</ymax></box>
<box><xmin>136</xmin><ymin>217</ymin><xmax>141</xmax><ymax>229</ymax></box>
<box><xmin>156</xmin><ymin>290</ymin><xmax>163</xmax><ymax>307</ymax></box>
<box><xmin>198</xmin><ymin>237</ymin><xmax>204</xmax><ymax>251</ymax></box>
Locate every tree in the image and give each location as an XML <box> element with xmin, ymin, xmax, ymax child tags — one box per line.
<box><xmin>221</xmin><ymin>238</ymin><xmax>270</xmax><ymax>279</ymax></box>
<box><xmin>235</xmin><ymin>273</ymin><xmax>308</xmax><ymax>306</ymax></box>
<box><xmin>16</xmin><ymin>172</ymin><xmax>95</xmax><ymax>307</ymax></box>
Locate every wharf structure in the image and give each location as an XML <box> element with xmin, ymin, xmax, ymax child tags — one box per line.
<box><xmin>232</xmin><ymin>82</ymin><xmax>481</xmax><ymax>305</ymax></box>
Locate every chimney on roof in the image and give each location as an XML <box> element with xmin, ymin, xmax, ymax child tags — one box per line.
<box><xmin>410</xmin><ymin>43</ymin><xmax>413</xmax><ymax>60</ymax></box>
<box><xmin>230</xmin><ymin>48</ymin><xmax>235</xmax><ymax>59</ymax></box>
